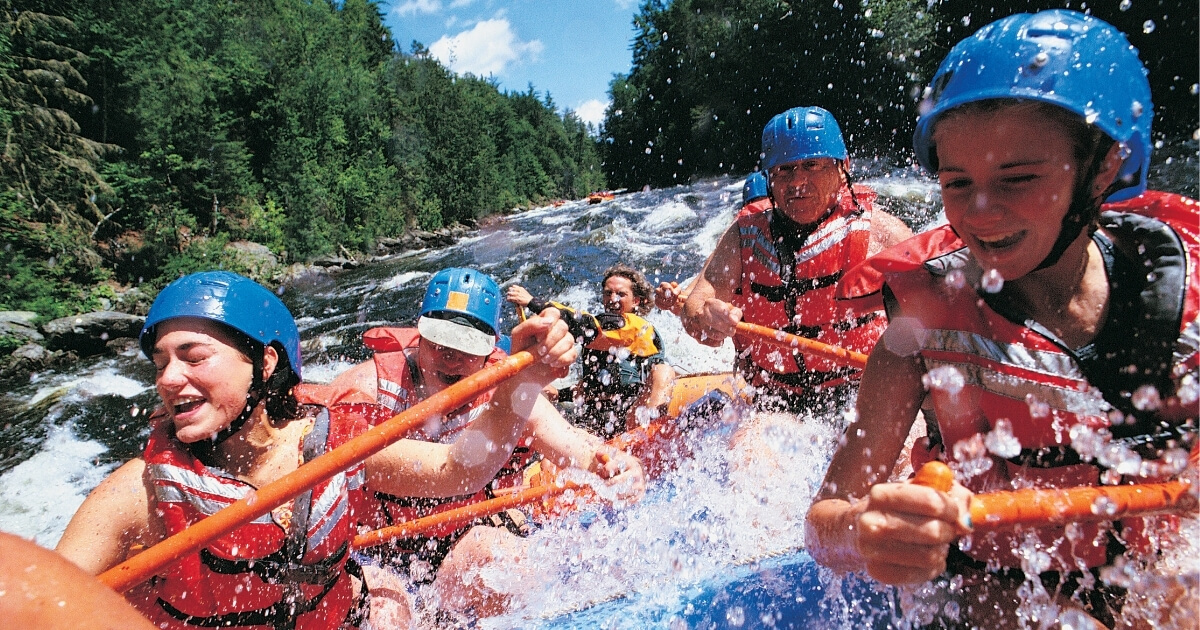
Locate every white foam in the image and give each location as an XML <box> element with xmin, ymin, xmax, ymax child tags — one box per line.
<box><xmin>635</xmin><ymin>201</ymin><xmax>697</xmax><ymax>233</ymax></box>
<box><xmin>30</xmin><ymin>365</ymin><xmax>150</xmax><ymax>406</ymax></box>
<box><xmin>0</xmin><ymin>424</ymin><xmax>115</xmax><ymax>546</ymax></box>
<box><xmin>379</xmin><ymin>271</ymin><xmax>430</xmax><ymax>291</ymax></box>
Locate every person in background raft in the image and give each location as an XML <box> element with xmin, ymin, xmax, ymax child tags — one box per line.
<box><xmin>739</xmin><ymin>170</ymin><xmax>773</xmax><ymax>218</ymax></box>
<box><xmin>508</xmin><ymin>264</ymin><xmax>678</xmax><ymax>439</ymax></box>
<box><xmin>679</xmin><ymin>106</ymin><xmax>912</xmax><ymax>411</ymax></box>
<box><xmin>299</xmin><ymin>267</ymin><xmax>645</xmax><ymax>618</ymax></box>
<box><xmin>54</xmin><ymin>271</ymin><xmax>577</xmax><ymax>629</ymax></box>
<box><xmin>807</xmin><ymin>10</ymin><xmax>1198</xmax><ymax>627</ymax></box>
<box><xmin>655</xmin><ymin>172</ymin><xmax>775</xmax><ymax>315</ymax></box>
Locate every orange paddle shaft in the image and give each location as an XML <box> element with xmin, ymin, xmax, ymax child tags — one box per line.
<box><xmin>354</xmin><ymin>480</ymin><xmax>587</xmax><ymax>548</ymax></box>
<box><xmin>734</xmin><ymin>322</ymin><xmax>868</xmax><ymax>369</ymax></box>
<box><xmin>913</xmin><ymin>461</ymin><xmax>1197</xmax><ymax>532</ymax></box>
<box><xmin>98</xmin><ymin>351</ymin><xmax>536</xmax><ymax>593</ymax></box>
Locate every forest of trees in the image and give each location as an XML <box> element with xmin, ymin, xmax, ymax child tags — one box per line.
<box><xmin>602</xmin><ymin>0</ymin><xmax>1197</xmax><ymax>189</ymax></box>
<box><xmin>0</xmin><ymin>0</ymin><xmax>604</xmax><ymax>319</ymax></box>
<box><xmin>1</xmin><ymin>0</ymin><xmax>1195</xmax><ymax>321</ymax></box>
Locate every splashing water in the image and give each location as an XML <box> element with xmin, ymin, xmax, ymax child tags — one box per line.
<box><xmin>980</xmin><ymin>268</ymin><xmax>1004</xmax><ymax>293</ymax></box>
<box><xmin>922</xmin><ymin>365</ymin><xmax>965</xmax><ymax>395</ymax></box>
<box><xmin>983</xmin><ymin>419</ymin><xmax>1021</xmax><ymax>459</ymax></box>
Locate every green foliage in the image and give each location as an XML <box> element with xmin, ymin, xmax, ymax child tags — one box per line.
<box><xmin>603</xmin><ymin>0</ymin><xmax>1195</xmax><ymax>188</ymax></box>
<box><xmin>603</xmin><ymin>0</ymin><xmax>936</xmax><ymax>188</ymax></box>
<box><xmin>0</xmin><ymin>0</ymin><xmax>607</xmax><ymax>320</ymax></box>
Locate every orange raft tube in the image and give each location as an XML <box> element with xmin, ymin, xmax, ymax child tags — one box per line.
<box><xmin>354</xmin><ymin>372</ymin><xmax>746</xmax><ymax>549</ymax></box>
<box><xmin>587</xmin><ymin>191</ymin><xmax>616</xmax><ymax>204</ymax></box>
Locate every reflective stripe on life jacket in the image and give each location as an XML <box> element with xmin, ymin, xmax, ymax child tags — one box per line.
<box><xmin>732</xmin><ymin>184</ymin><xmax>887</xmax><ymax>396</ymax></box>
<box><xmin>136</xmin><ymin>405</ymin><xmax>370</xmax><ymax>630</ymax></box>
<box><xmin>882</xmin><ymin>193</ymin><xmax>1199</xmax><ymax>571</ymax></box>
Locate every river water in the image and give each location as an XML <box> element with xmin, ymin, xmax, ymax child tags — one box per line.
<box><xmin>1</xmin><ymin>148</ymin><xmax>1196</xmax><ymax>628</ymax></box>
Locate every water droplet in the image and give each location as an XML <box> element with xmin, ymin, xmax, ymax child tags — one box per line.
<box><xmin>981</xmin><ymin>269</ymin><xmax>1004</xmax><ymax>293</ymax></box>
<box><xmin>1091</xmin><ymin>495</ymin><xmax>1119</xmax><ymax>517</ymax></box>
<box><xmin>1118</xmin><ymin>0</ymin><xmax>1132</xmax><ymax>10</ymax></box>
<box><xmin>944</xmin><ymin>269</ymin><xmax>966</xmax><ymax>290</ymax></box>
<box><xmin>1131</xmin><ymin>384</ymin><xmax>1162</xmax><ymax>411</ymax></box>
<box><xmin>1085</xmin><ymin>111</ymin><xmax>1100</xmax><ymax>125</ymax></box>
<box><xmin>922</xmin><ymin>365</ymin><xmax>965</xmax><ymax>395</ymax></box>
<box><xmin>1031</xmin><ymin>52</ymin><xmax>1049</xmax><ymax>68</ymax></box>
<box><xmin>1116</xmin><ymin>143</ymin><xmax>1132</xmax><ymax>159</ymax></box>
<box><xmin>644</xmin><ymin>147</ymin><xmax>652</xmax><ymax>154</ymax></box>
<box><xmin>1061</xmin><ymin>609</ymin><xmax>1097</xmax><ymax>630</ymax></box>
<box><xmin>709</xmin><ymin>51</ymin><xmax>716</xmax><ymax>59</ymax></box>
<box><xmin>130</xmin><ymin>404</ymin><xmax>140</xmax><ymax>417</ymax></box>
<box><xmin>1142</xmin><ymin>20</ymin><xmax>1155</xmax><ymax>34</ymax></box>
<box><xmin>726</xmin><ymin>605</ymin><xmax>746</xmax><ymax>627</ymax></box>
<box><xmin>984</xmin><ymin>419</ymin><xmax>1022</xmax><ymax>459</ymax></box>
<box><xmin>1025</xmin><ymin>394</ymin><xmax>1051</xmax><ymax>418</ymax></box>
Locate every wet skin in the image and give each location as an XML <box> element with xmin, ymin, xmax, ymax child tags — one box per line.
<box><xmin>767</xmin><ymin>157</ymin><xmax>845</xmax><ymax>225</ymax></box>
<box><xmin>152</xmin><ymin>318</ymin><xmax>276</xmax><ymax>444</ymax></box>
<box><xmin>417</xmin><ymin>338</ymin><xmax>489</xmax><ymax>388</ymax></box>
<box><xmin>602</xmin><ymin>275</ymin><xmax>641</xmax><ymax>314</ymax></box>
<box><xmin>932</xmin><ymin>108</ymin><xmax>1079</xmax><ymax>283</ymax></box>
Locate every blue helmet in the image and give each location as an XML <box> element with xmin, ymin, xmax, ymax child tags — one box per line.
<box><xmin>140</xmin><ymin>271</ymin><xmax>302</xmax><ymax>380</ymax></box>
<box><xmin>760</xmin><ymin>107</ymin><xmax>848</xmax><ymax>171</ymax></box>
<box><xmin>742</xmin><ymin>171</ymin><xmax>768</xmax><ymax>203</ymax></box>
<box><xmin>417</xmin><ymin>268</ymin><xmax>501</xmax><ymax>356</ymax></box>
<box><xmin>913</xmin><ymin>10</ymin><xmax>1153</xmax><ymax>201</ymax></box>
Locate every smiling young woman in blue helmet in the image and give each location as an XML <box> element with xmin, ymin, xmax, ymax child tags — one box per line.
<box><xmin>54</xmin><ymin>270</ymin><xmax>580</xmax><ymax>629</ymax></box>
<box><xmin>808</xmin><ymin>10</ymin><xmax>1198</xmax><ymax>627</ymax></box>
<box><xmin>679</xmin><ymin>106</ymin><xmax>912</xmax><ymax>411</ymax></box>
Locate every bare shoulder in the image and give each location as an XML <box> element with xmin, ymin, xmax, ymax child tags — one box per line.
<box><xmin>56</xmin><ymin>458</ymin><xmax>157</xmax><ymax>574</ymax></box>
<box><xmin>867</xmin><ymin>210</ymin><xmax>913</xmax><ymax>255</ymax></box>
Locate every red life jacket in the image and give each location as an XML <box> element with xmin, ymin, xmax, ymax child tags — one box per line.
<box><xmin>348</xmin><ymin>328</ymin><xmax>535</xmax><ymax>543</ymax></box>
<box><xmin>133</xmin><ymin>405</ymin><xmax>374</xmax><ymax>630</ymax></box>
<box><xmin>873</xmin><ymin>191</ymin><xmax>1199</xmax><ymax>571</ymax></box>
<box><xmin>732</xmin><ymin>184</ymin><xmax>887</xmax><ymax>396</ymax></box>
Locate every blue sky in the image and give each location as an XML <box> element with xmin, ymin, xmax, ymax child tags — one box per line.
<box><xmin>382</xmin><ymin>0</ymin><xmax>640</xmax><ymax>130</ymax></box>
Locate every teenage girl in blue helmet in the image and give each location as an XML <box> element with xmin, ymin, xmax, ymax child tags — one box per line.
<box><xmin>808</xmin><ymin>10</ymin><xmax>1198</xmax><ymax>627</ymax></box>
<box><xmin>55</xmin><ymin>271</ymin><xmax>580</xmax><ymax>629</ymax></box>
<box><xmin>679</xmin><ymin>106</ymin><xmax>911</xmax><ymax>411</ymax></box>
<box><xmin>302</xmin><ymin>268</ymin><xmax>646</xmax><ymax>620</ymax></box>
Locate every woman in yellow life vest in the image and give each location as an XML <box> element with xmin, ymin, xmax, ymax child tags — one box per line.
<box><xmin>509</xmin><ymin>264</ymin><xmax>677</xmax><ymax>439</ymax></box>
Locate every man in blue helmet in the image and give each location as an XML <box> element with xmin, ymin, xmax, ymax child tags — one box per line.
<box><xmin>680</xmin><ymin>106</ymin><xmax>911</xmax><ymax>411</ymax></box>
<box><xmin>299</xmin><ymin>268</ymin><xmax>645</xmax><ymax>613</ymax></box>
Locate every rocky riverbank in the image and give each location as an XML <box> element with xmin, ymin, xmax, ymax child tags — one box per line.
<box><xmin>0</xmin><ymin>223</ymin><xmax>473</xmax><ymax>381</ymax></box>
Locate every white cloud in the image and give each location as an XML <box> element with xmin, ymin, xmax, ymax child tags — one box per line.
<box><xmin>573</xmin><ymin>99</ymin><xmax>609</xmax><ymax>129</ymax></box>
<box><xmin>448</xmin><ymin>0</ymin><xmax>476</xmax><ymax>7</ymax></box>
<box><xmin>394</xmin><ymin>0</ymin><xmax>441</xmax><ymax>17</ymax></box>
<box><xmin>613</xmin><ymin>0</ymin><xmax>638</xmax><ymax>8</ymax></box>
<box><xmin>429</xmin><ymin>19</ymin><xmax>544</xmax><ymax>77</ymax></box>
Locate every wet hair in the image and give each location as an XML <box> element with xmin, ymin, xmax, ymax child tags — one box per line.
<box><xmin>602</xmin><ymin>263</ymin><xmax>653</xmax><ymax>316</ymax></box>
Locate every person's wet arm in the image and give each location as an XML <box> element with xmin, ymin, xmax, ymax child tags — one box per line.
<box><xmin>805</xmin><ymin>333</ymin><xmax>968</xmax><ymax>584</ymax></box>
<box><xmin>681</xmin><ymin>223</ymin><xmax>743</xmax><ymax>346</ymax></box>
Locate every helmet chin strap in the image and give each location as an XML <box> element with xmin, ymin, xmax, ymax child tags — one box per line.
<box><xmin>1032</xmin><ymin>150</ymin><xmax>1110</xmax><ymax>272</ymax></box>
<box><xmin>183</xmin><ymin>354</ymin><xmax>267</xmax><ymax>465</ymax></box>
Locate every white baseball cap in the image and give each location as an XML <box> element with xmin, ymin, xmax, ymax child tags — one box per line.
<box><xmin>417</xmin><ymin>314</ymin><xmax>496</xmax><ymax>357</ymax></box>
